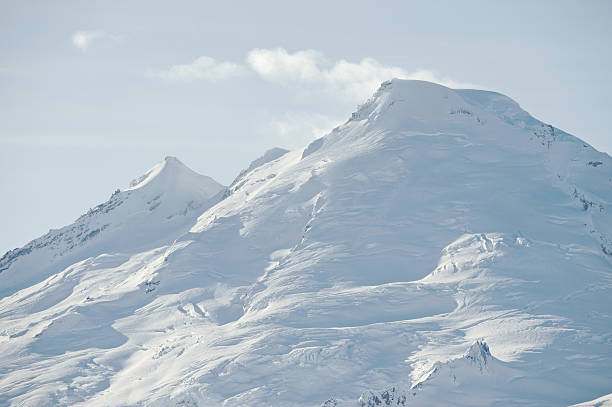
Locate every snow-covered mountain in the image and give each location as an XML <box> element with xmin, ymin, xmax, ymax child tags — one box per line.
<box><xmin>0</xmin><ymin>156</ymin><xmax>224</xmax><ymax>297</ymax></box>
<box><xmin>1</xmin><ymin>79</ymin><xmax>611</xmax><ymax>406</ymax></box>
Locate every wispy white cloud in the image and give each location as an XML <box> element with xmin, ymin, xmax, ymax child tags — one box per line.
<box><xmin>246</xmin><ymin>48</ymin><xmax>477</xmax><ymax>101</ymax></box>
<box><xmin>246</xmin><ymin>48</ymin><xmax>406</xmax><ymax>101</ymax></box>
<box><xmin>150</xmin><ymin>48</ymin><xmax>475</xmax><ymax>95</ymax></box>
<box><xmin>149</xmin><ymin>56</ymin><xmax>248</xmax><ymax>81</ymax></box>
<box><xmin>72</xmin><ymin>30</ymin><xmax>120</xmax><ymax>51</ymax></box>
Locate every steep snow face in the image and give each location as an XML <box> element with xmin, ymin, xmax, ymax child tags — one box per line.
<box><xmin>1</xmin><ymin>80</ymin><xmax>612</xmax><ymax>407</ymax></box>
<box><xmin>0</xmin><ymin>156</ymin><xmax>224</xmax><ymax>297</ymax></box>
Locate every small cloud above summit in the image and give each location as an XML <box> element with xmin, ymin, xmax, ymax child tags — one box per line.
<box><xmin>247</xmin><ymin>48</ymin><xmax>408</xmax><ymax>101</ymax></box>
<box><xmin>72</xmin><ymin>30</ymin><xmax>120</xmax><ymax>51</ymax></box>
<box><xmin>407</xmin><ymin>69</ymin><xmax>477</xmax><ymax>90</ymax></box>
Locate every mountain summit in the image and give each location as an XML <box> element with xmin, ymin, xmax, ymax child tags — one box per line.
<box><xmin>125</xmin><ymin>156</ymin><xmax>222</xmax><ymax>196</ymax></box>
<box><xmin>1</xmin><ymin>80</ymin><xmax>611</xmax><ymax>407</ymax></box>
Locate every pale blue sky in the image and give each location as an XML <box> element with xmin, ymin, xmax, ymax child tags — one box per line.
<box><xmin>1</xmin><ymin>0</ymin><xmax>611</xmax><ymax>254</ymax></box>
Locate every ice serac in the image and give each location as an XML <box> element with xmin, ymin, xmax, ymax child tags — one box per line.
<box><xmin>0</xmin><ymin>156</ymin><xmax>224</xmax><ymax>297</ymax></box>
<box><xmin>1</xmin><ymin>79</ymin><xmax>612</xmax><ymax>407</ymax></box>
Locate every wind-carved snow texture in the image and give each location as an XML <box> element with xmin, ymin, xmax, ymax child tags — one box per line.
<box><xmin>1</xmin><ymin>79</ymin><xmax>611</xmax><ymax>406</ymax></box>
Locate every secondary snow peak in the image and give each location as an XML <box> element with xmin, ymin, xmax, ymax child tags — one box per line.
<box><xmin>0</xmin><ymin>155</ymin><xmax>224</xmax><ymax>297</ymax></box>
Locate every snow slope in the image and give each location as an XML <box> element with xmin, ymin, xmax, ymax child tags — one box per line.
<box><xmin>1</xmin><ymin>80</ymin><xmax>611</xmax><ymax>406</ymax></box>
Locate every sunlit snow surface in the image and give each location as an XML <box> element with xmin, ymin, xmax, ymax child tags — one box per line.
<box><xmin>1</xmin><ymin>80</ymin><xmax>611</xmax><ymax>406</ymax></box>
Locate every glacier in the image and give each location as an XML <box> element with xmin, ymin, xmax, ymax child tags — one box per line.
<box><xmin>0</xmin><ymin>79</ymin><xmax>611</xmax><ymax>406</ymax></box>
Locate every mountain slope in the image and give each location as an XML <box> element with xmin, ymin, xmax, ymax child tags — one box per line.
<box><xmin>1</xmin><ymin>80</ymin><xmax>611</xmax><ymax>406</ymax></box>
